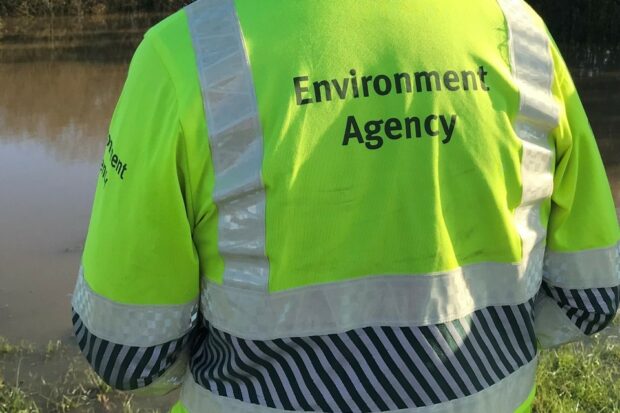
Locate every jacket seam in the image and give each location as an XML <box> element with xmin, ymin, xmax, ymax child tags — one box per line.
<box><xmin>146</xmin><ymin>31</ymin><xmax>197</xmax><ymax>233</ymax></box>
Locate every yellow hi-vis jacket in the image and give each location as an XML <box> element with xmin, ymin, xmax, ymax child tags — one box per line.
<box><xmin>71</xmin><ymin>0</ymin><xmax>620</xmax><ymax>412</ymax></box>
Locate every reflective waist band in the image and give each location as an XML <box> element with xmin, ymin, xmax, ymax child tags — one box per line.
<box><xmin>202</xmin><ymin>247</ymin><xmax>544</xmax><ymax>340</ymax></box>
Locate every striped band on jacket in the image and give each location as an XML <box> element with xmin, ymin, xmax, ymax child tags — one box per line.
<box><xmin>72</xmin><ymin>308</ymin><xmax>190</xmax><ymax>390</ymax></box>
<box><xmin>189</xmin><ymin>300</ymin><xmax>537</xmax><ymax>413</ymax></box>
<box><xmin>541</xmin><ymin>282</ymin><xmax>620</xmax><ymax>335</ymax></box>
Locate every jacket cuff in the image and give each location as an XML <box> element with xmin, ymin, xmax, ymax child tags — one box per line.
<box><xmin>534</xmin><ymin>295</ymin><xmax>587</xmax><ymax>348</ymax></box>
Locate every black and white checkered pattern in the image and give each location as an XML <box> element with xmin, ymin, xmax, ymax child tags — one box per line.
<box><xmin>71</xmin><ymin>269</ymin><xmax>198</xmax><ymax>347</ymax></box>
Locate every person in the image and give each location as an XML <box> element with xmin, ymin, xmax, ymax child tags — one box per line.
<box><xmin>70</xmin><ymin>0</ymin><xmax>620</xmax><ymax>412</ymax></box>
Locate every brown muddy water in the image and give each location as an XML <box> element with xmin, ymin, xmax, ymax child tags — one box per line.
<box><xmin>0</xmin><ymin>14</ymin><xmax>161</xmax><ymax>346</ymax></box>
<box><xmin>0</xmin><ymin>14</ymin><xmax>181</xmax><ymax>411</ymax></box>
<box><xmin>0</xmin><ymin>13</ymin><xmax>619</xmax><ymax>411</ymax></box>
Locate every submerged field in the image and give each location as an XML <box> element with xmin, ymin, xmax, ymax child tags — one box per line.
<box><xmin>1</xmin><ymin>322</ymin><xmax>619</xmax><ymax>413</ymax></box>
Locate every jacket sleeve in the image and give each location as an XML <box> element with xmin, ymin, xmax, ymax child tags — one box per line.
<box><xmin>70</xmin><ymin>31</ymin><xmax>199</xmax><ymax>393</ymax></box>
<box><xmin>534</xmin><ymin>38</ymin><xmax>620</xmax><ymax>348</ymax></box>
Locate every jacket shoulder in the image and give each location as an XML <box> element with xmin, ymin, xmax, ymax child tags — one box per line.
<box><xmin>145</xmin><ymin>9</ymin><xmax>189</xmax><ymax>43</ymax></box>
<box><xmin>143</xmin><ymin>9</ymin><xmax>196</xmax><ymax>86</ymax></box>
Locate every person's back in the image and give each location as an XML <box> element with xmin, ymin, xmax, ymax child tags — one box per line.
<box><xmin>70</xmin><ymin>1</ymin><xmax>620</xmax><ymax>412</ymax></box>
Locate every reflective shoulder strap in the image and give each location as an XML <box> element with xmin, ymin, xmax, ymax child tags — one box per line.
<box><xmin>185</xmin><ymin>0</ymin><xmax>269</xmax><ymax>291</ymax></box>
<box><xmin>496</xmin><ymin>0</ymin><xmax>559</xmax><ymax>265</ymax></box>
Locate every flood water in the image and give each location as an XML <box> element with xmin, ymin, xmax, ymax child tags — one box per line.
<box><xmin>0</xmin><ymin>14</ymin><xmax>162</xmax><ymax>344</ymax></box>
<box><xmin>0</xmin><ymin>15</ymin><xmax>619</xmax><ymax>346</ymax></box>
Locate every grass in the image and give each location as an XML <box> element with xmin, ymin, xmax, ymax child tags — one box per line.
<box><xmin>1</xmin><ymin>332</ymin><xmax>619</xmax><ymax>412</ymax></box>
<box><xmin>45</xmin><ymin>340</ymin><xmax>62</xmax><ymax>357</ymax></box>
<box><xmin>0</xmin><ymin>375</ymin><xmax>39</xmax><ymax>413</ymax></box>
<box><xmin>534</xmin><ymin>335</ymin><xmax>620</xmax><ymax>413</ymax></box>
<box><xmin>0</xmin><ymin>339</ymin><xmax>165</xmax><ymax>412</ymax></box>
<box><xmin>0</xmin><ymin>337</ymin><xmax>34</xmax><ymax>356</ymax></box>
<box><xmin>0</xmin><ymin>365</ymin><xmax>162</xmax><ymax>412</ymax></box>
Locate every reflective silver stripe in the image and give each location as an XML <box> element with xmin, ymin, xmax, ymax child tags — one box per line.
<box><xmin>544</xmin><ymin>243</ymin><xmax>620</xmax><ymax>289</ymax></box>
<box><xmin>497</xmin><ymin>0</ymin><xmax>559</xmax><ymax>259</ymax></box>
<box><xmin>180</xmin><ymin>357</ymin><xmax>537</xmax><ymax>413</ymax></box>
<box><xmin>202</xmin><ymin>249</ymin><xmax>544</xmax><ymax>340</ymax></box>
<box><xmin>186</xmin><ymin>0</ymin><xmax>269</xmax><ymax>291</ymax></box>
<box><xmin>71</xmin><ymin>267</ymin><xmax>198</xmax><ymax>347</ymax></box>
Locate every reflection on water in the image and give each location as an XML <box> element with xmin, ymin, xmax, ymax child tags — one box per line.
<box><xmin>0</xmin><ymin>62</ymin><xmax>126</xmax><ymax>162</ymax></box>
<box><xmin>0</xmin><ymin>15</ymin><xmax>151</xmax><ymax>343</ymax></box>
<box><xmin>0</xmin><ymin>141</ymin><xmax>96</xmax><ymax>342</ymax></box>
<box><xmin>0</xmin><ymin>15</ymin><xmax>619</xmax><ymax>344</ymax></box>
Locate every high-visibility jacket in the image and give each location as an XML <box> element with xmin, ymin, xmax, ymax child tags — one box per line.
<box><xmin>71</xmin><ymin>0</ymin><xmax>620</xmax><ymax>412</ymax></box>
